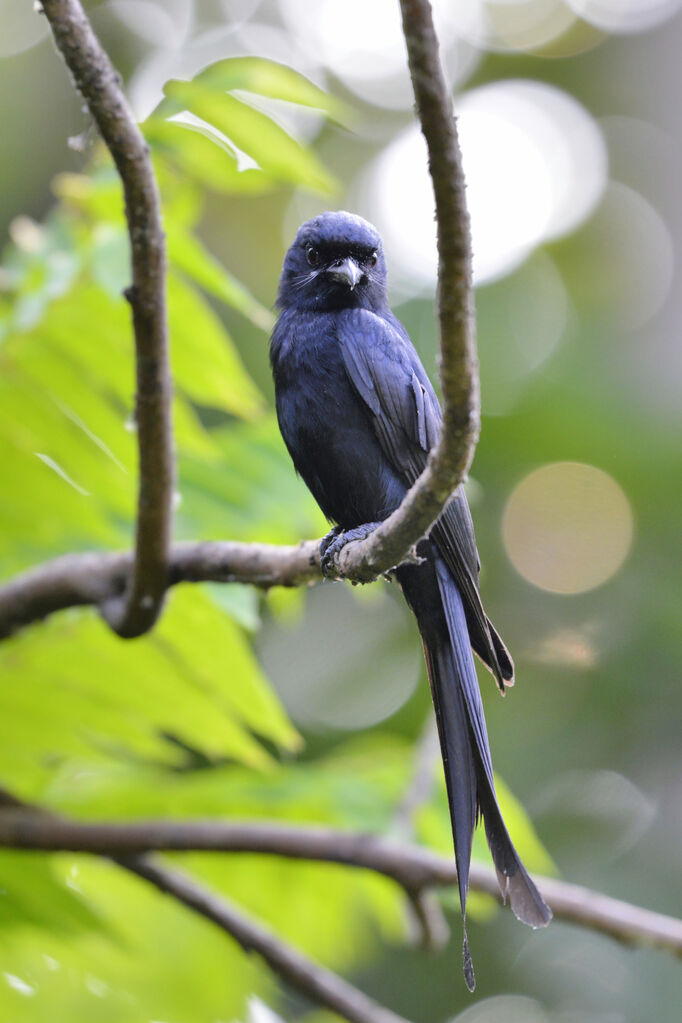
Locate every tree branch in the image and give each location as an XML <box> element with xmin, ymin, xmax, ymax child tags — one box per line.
<box><xmin>0</xmin><ymin>788</ymin><xmax>408</xmax><ymax>1023</ymax></box>
<box><xmin>327</xmin><ymin>0</ymin><xmax>479</xmax><ymax>582</ymax></box>
<box><xmin>41</xmin><ymin>0</ymin><xmax>173</xmax><ymax>639</ymax></box>
<box><xmin>0</xmin><ymin>541</ymin><xmax>320</xmax><ymax>640</ymax></box>
<box><xmin>119</xmin><ymin>854</ymin><xmax>410</xmax><ymax>1023</ymax></box>
<box><xmin>391</xmin><ymin>716</ymin><xmax>450</xmax><ymax>949</ymax></box>
<box><xmin>2</xmin><ymin>0</ymin><xmax>479</xmax><ymax>638</ymax></box>
<box><xmin>1</xmin><ymin>811</ymin><xmax>679</xmax><ymax>959</ymax></box>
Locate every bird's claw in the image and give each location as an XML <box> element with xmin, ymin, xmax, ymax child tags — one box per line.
<box><xmin>319</xmin><ymin>525</ymin><xmax>343</xmax><ymax>562</ymax></box>
<box><xmin>319</xmin><ymin>521</ymin><xmax>382</xmax><ymax>578</ymax></box>
<box><xmin>319</xmin><ymin>527</ymin><xmax>343</xmax><ymax>577</ymax></box>
<box><xmin>320</xmin><ymin>535</ymin><xmax>344</xmax><ymax>578</ymax></box>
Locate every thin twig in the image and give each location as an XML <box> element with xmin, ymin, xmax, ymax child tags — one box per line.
<box><xmin>0</xmin><ymin>541</ymin><xmax>320</xmax><ymax>640</ymax></box>
<box><xmin>392</xmin><ymin>716</ymin><xmax>450</xmax><ymax>948</ymax></box>
<box><xmin>41</xmin><ymin>0</ymin><xmax>173</xmax><ymax>638</ymax></box>
<box><xmin>391</xmin><ymin>715</ymin><xmax>440</xmax><ymax>841</ymax></box>
<box><xmin>1</xmin><ymin>810</ymin><xmax>680</xmax><ymax>959</ymax></box>
<box><xmin>404</xmin><ymin>889</ymin><xmax>450</xmax><ymax>952</ymax></box>
<box><xmin>119</xmin><ymin>854</ymin><xmax>410</xmax><ymax>1023</ymax></box>
<box><xmin>327</xmin><ymin>0</ymin><xmax>479</xmax><ymax>582</ymax></box>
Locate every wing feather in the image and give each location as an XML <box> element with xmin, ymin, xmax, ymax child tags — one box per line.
<box><xmin>338</xmin><ymin>309</ymin><xmax>513</xmax><ymax>689</ymax></box>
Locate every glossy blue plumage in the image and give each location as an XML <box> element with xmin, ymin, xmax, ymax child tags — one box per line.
<box><xmin>271</xmin><ymin>212</ymin><xmax>551</xmax><ymax>988</ymax></box>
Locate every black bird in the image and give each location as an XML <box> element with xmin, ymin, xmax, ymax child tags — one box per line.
<box><xmin>270</xmin><ymin>211</ymin><xmax>551</xmax><ymax>988</ymax></box>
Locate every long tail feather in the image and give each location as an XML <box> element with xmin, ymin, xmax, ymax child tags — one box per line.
<box><xmin>433</xmin><ymin>555</ymin><xmax>552</xmax><ymax>929</ymax></box>
<box><xmin>398</xmin><ymin>550</ymin><xmax>551</xmax><ymax>989</ymax></box>
<box><xmin>421</xmin><ymin>636</ymin><xmax>478</xmax><ymax>991</ymax></box>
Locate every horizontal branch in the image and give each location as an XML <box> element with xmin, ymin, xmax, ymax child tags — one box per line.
<box><xmin>1</xmin><ymin>0</ymin><xmax>482</xmax><ymax>642</ymax></box>
<box><xmin>1</xmin><ymin>812</ymin><xmax>680</xmax><ymax>958</ymax></box>
<box><xmin>0</xmin><ymin>540</ymin><xmax>320</xmax><ymax>640</ymax></box>
<box><xmin>0</xmin><ymin>787</ymin><xmax>409</xmax><ymax>1023</ymax></box>
<box><xmin>41</xmin><ymin>0</ymin><xmax>173</xmax><ymax>639</ymax></box>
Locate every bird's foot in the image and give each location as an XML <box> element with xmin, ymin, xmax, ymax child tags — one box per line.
<box><xmin>319</xmin><ymin>525</ymin><xmax>343</xmax><ymax>568</ymax></box>
<box><xmin>320</xmin><ymin>521</ymin><xmax>382</xmax><ymax>579</ymax></box>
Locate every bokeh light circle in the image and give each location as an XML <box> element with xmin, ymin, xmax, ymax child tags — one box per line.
<box><xmin>260</xmin><ymin>585</ymin><xmax>420</xmax><ymax>731</ymax></box>
<box><xmin>572</xmin><ymin>182</ymin><xmax>675</xmax><ymax>330</ymax></box>
<box><xmin>452</xmin><ymin>0</ymin><xmax>579</xmax><ymax>54</ymax></box>
<box><xmin>453</xmin><ymin>994</ymin><xmax>550</xmax><ymax>1023</ymax></box>
<box><xmin>476</xmin><ymin>252</ymin><xmax>569</xmax><ymax>415</ymax></box>
<box><xmin>566</xmin><ymin>0</ymin><xmax>682</xmax><ymax>33</ymax></box>
<box><xmin>281</xmin><ymin>0</ymin><xmax>423</xmax><ymax>83</ymax></box>
<box><xmin>365</xmin><ymin>79</ymin><xmax>607</xmax><ymax>290</ymax></box>
<box><xmin>502</xmin><ymin>462</ymin><xmax>634</xmax><ymax>594</ymax></box>
<box><xmin>0</xmin><ymin>0</ymin><xmax>49</xmax><ymax>57</ymax></box>
<box><xmin>279</xmin><ymin>0</ymin><xmax>479</xmax><ymax>108</ymax></box>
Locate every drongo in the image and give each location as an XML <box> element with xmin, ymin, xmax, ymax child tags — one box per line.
<box><xmin>270</xmin><ymin>211</ymin><xmax>551</xmax><ymax>988</ymax></box>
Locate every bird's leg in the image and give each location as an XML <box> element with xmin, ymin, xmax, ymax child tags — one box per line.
<box><xmin>320</xmin><ymin>521</ymin><xmax>382</xmax><ymax>578</ymax></box>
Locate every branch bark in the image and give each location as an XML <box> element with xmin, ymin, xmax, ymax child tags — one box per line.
<box><xmin>0</xmin><ymin>541</ymin><xmax>320</xmax><ymax>640</ymax></box>
<box><xmin>121</xmin><ymin>854</ymin><xmax>410</xmax><ymax>1023</ymax></box>
<box><xmin>5</xmin><ymin>4</ymin><xmax>666</xmax><ymax>1020</ymax></box>
<box><xmin>1</xmin><ymin>811</ymin><xmax>680</xmax><ymax>960</ymax></box>
<box><xmin>0</xmin><ymin>788</ymin><xmax>408</xmax><ymax>1023</ymax></box>
<box><xmin>41</xmin><ymin>0</ymin><xmax>173</xmax><ymax>638</ymax></box>
<box><xmin>329</xmin><ymin>0</ymin><xmax>479</xmax><ymax>582</ymax></box>
<box><xmin>2</xmin><ymin>0</ymin><xmax>481</xmax><ymax>639</ymax></box>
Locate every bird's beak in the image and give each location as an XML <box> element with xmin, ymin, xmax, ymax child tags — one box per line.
<box><xmin>327</xmin><ymin>258</ymin><xmax>363</xmax><ymax>290</ymax></box>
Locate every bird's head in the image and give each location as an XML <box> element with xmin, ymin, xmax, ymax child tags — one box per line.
<box><xmin>277</xmin><ymin>211</ymin><xmax>387</xmax><ymax>312</ymax></box>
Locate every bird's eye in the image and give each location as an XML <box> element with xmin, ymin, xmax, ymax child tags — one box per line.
<box><xmin>306</xmin><ymin>246</ymin><xmax>320</xmax><ymax>267</ymax></box>
<box><xmin>367</xmin><ymin>251</ymin><xmax>378</xmax><ymax>268</ymax></box>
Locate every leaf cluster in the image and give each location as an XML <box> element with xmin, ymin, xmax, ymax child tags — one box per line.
<box><xmin>0</xmin><ymin>57</ymin><xmax>549</xmax><ymax>1021</ymax></box>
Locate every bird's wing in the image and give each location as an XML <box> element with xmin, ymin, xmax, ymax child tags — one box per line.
<box><xmin>339</xmin><ymin>309</ymin><xmax>513</xmax><ymax>689</ymax></box>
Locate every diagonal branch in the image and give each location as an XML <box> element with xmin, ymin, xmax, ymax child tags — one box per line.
<box><xmin>121</xmin><ymin>854</ymin><xmax>410</xmax><ymax>1023</ymax></box>
<box><xmin>0</xmin><ymin>788</ymin><xmax>408</xmax><ymax>1023</ymax></box>
<box><xmin>40</xmin><ymin>0</ymin><xmax>173</xmax><ymax>639</ymax></box>
<box><xmin>1</xmin><ymin>810</ymin><xmax>680</xmax><ymax>959</ymax></box>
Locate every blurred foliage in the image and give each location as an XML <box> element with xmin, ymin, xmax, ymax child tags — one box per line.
<box><xmin>1</xmin><ymin>7</ymin><xmax>682</xmax><ymax>1023</ymax></box>
<box><xmin>0</xmin><ymin>49</ymin><xmax>549</xmax><ymax>1022</ymax></box>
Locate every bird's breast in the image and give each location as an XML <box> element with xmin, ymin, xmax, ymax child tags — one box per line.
<box><xmin>272</xmin><ymin>316</ymin><xmax>405</xmax><ymax>526</ymax></box>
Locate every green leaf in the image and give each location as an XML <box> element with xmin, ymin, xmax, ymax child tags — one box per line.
<box><xmin>0</xmin><ymin>586</ymin><xmax>299</xmax><ymax>789</ymax></box>
<box><xmin>192</xmin><ymin>57</ymin><xmax>347</xmax><ymax>121</ymax></box>
<box><xmin>0</xmin><ymin>853</ymin><xmax>107</xmax><ymax>937</ymax></box>
<box><xmin>90</xmin><ymin>223</ymin><xmax>129</xmax><ymax>298</ymax></box>
<box><xmin>145</xmin><ymin>118</ymin><xmax>270</xmax><ymax>195</ymax></box>
<box><xmin>205</xmin><ymin>582</ymin><xmax>261</xmax><ymax>633</ymax></box>
<box><xmin>168</xmin><ymin>272</ymin><xmax>263</xmax><ymax>418</ymax></box>
<box><xmin>162</xmin><ymin>79</ymin><xmax>337</xmax><ymax>194</ymax></box>
<box><xmin>47</xmin><ymin>734</ymin><xmax>411</xmax><ymax>828</ymax></box>
<box><xmin>176</xmin><ymin>415</ymin><xmax>325</xmax><ymax>544</ymax></box>
<box><xmin>168</xmin><ymin>225</ymin><xmax>274</xmax><ymax>331</ymax></box>
<box><xmin>52</xmin><ymin>165</ymin><xmax>125</xmax><ymax>225</ymax></box>
<box><xmin>1</xmin><ymin>212</ymin><xmax>81</xmax><ymax>333</ymax></box>
<box><xmin>0</xmin><ymin>856</ymin><xmax>262</xmax><ymax>1022</ymax></box>
<box><xmin>152</xmin><ymin>587</ymin><xmax>301</xmax><ymax>754</ymax></box>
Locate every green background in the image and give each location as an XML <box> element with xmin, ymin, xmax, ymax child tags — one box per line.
<box><xmin>0</xmin><ymin>2</ymin><xmax>680</xmax><ymax>1021</ymax></box>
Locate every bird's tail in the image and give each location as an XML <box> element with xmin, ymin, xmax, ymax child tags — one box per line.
<box><xmin>398</xmin><ymin>552</ymin><xmax>551</xmax><ymax>990</ymax></box>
